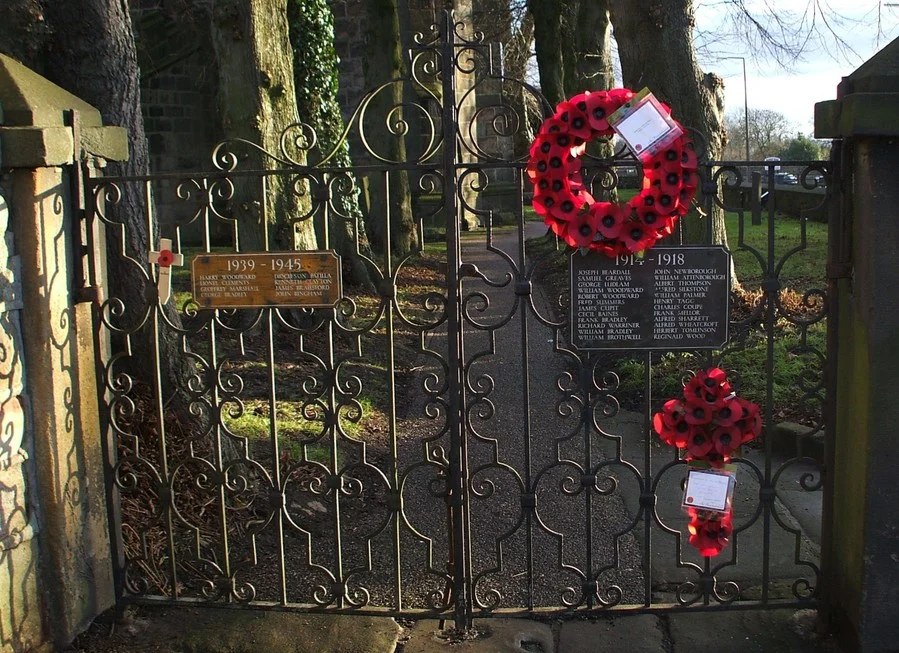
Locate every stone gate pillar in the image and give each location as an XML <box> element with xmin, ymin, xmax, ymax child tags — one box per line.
<box><xmin>815</xmin><ymin>36</ymin><xmax>899</xmax><ymax>653</ymax></box>
<box><xmin>0</xmin><ymin>54</ymin><xmax>126</xmax><ymax>651</ymax></box>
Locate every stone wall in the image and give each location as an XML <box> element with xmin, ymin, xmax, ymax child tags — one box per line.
<box><xmin>723</xmin><ymin>184</ymin><xmax>828</xmax><ymax>222</ymax></box>
<box><xmin>0</xmin><ymin>178</ymin><xmax>45</xmax><ymax>653</ymax></box>
<box><xmin>129</xmin><ymin>1</ymin><xmax>220</xmax><ymax>242</ymax></box>
<box><xmin>0</xmin><ymin>54</ymin><xmax>126</xmax><ymax>652</ymax></box>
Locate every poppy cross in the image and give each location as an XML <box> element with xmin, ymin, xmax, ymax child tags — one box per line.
<box><xmin>148</xmin><ymin>238</ymin><xmax>184</xmax><ymax>303</ymax></box>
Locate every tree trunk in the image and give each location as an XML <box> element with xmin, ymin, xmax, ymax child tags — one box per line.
<box><xmin>0</xmin><ymin>0</ymin><xmax>49</xmax><ymax>71</ymax></box>
<box><xmin>528</xmin><ymin>0</ymin><xmax>564</xmax><ymax>108</ymax></box>
<box><xmin>361</xmin><ymin>0</ymin><xmax>417</xmax><ymax>258</ymax></box>
<box><xmin>609</xmin><ymin>0</ymin><xmax>732</xmax><ymax>262</ymax></box>
<box><xmin>287</xmin><ymin>0</ymin><xmax>373</xmax><ymax>289</ymax></box>
<box><xmin>40</xmin><ymin>0</ymin><xmax>202</xmax><ymax>405</ymax></box>
<box><xmin>506</xmin><ymin>12</ymin><xmax>538</xmax><ymax>153</ymax></box>
<box><xmin>561</xmin><ymin>1</ymin><xmax>578</xmax><ymax>97</ymax></box>
<box><xmin>209</xmin><ymin>0</ymin><xmax>317</xmax><ymax>253</ymax></box>
<box><xmin>574</xmin><ymin>0</ymin><xmax>613</xmax><ymax>93</ymax></box>
<box><xmin>573</xmin><ymin>0</ymin><xmax>616</xmax><ymax>192</ymax></box>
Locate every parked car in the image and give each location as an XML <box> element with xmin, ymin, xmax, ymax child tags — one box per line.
<box><xmin>773</xmin><ymin>172</ymin><xmax>798</xmax><ymax>185</ymax></box>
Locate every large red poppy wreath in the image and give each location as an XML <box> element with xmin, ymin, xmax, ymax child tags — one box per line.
<box><xmin>527</xmin><ymin>88</ymin><xmax>698</xmax><ymax>256</ymax></box>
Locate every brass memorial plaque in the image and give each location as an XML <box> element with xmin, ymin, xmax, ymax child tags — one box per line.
<box><xmin>191</xmin><ymin>251</ymin><xmax>342</xmax><ymax>309</ymax></box>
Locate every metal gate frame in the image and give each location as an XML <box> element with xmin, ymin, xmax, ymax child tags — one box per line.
<box><xmin>80</xmin><ymin>10</ymin><xmax>833</xmax><ymax>628</ymax></box>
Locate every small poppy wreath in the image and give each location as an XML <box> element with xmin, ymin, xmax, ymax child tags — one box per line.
<box><xmin>526</xmin><ymin>88</ymin><xmax>698</xmax><ymax>256</ymax></box>
<box><xmin>652</xmin><ymin>368</ymin><xmax>762</xmax><ymax>557</ymax></box>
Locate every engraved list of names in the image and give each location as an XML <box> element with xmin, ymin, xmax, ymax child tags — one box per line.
<box><xmin>570</xmin><ymin>247</ymin><xmax>730</xmax><ymax>350</ymax></box>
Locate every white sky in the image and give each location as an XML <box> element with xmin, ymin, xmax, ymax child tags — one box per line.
<box><xmin>692</xmin><ymin>0</ymin><xmax>899</xmax><ymax>134</ymax></box>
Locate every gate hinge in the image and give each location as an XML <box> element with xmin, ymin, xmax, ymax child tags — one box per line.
<box><xmin>75</xmin><ymin>286</ymin><xmax>104</xmax><ymax>305</ymax></box>
<box><xmin>826</xmin><ymin>262</ymin><xmax>852</xmax><ymax>280</ymax></box>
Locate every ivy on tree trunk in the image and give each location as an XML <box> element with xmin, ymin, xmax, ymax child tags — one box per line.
<box><xmin>287</xmin><ymin>0</ymin><xmax>374</xmax><ymax>289</ymax></box>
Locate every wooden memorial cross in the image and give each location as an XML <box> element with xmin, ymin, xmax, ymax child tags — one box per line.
<box><xmin>148</xmin><ymin>238</ymin><xmax>184</xmax><ymax>303</ymax></box>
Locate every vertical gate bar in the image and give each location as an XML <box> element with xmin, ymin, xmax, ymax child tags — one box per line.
<box><xmin>820</xmin><ymin>141</ymin><xmax>843</xmax><ymax>614</ymax></box>
<box><xmin>375</xmin><ymin>171</ymin><xmax>404</xmax><ymax>612</ymax></box>
<box><xmin>584</xmin><ymin>356</ymin><xmax>594</xmax><ymax>610</ymax></box>
<box><xmin>438</xmin><ymin>9</ymin><xmax>469</xmax><ymax>629</ymax></box>
<box><xmin>265</xmin><ymin>308</ymin><xmax>287</xmax><ymax>605</ymax></box>
<box><xmin>328</xmin><ymin>171</ymin><xmax>353</xmax><ymax>610</ymax></box>
<box><xmin>699</xmin><ymin>166</ymin><xmax>716</xmax><ymax>604</ymax></box>
<box><xmin>515</xmin><ymin>167</ymin><xmax>535</xmax><ymax>610</ymax></box>
<box><xmin>145</xmin><ymin>178</ymin><xmax>180</xmax><ymax>597</ymax></box>
<box><xmin>383</xmin><ymin>166</ymin><xmax>402</xmax><ymax>611</ymax></box>
<box><xmin>761</xmin><ymin>164</ymin><xmax>777</xmax><ymax>603</ymax></box>
<box><xmin>209</xmin><ymin>307</ymin><xmax>231</xmax><ymax>591</ymax></box>
<box><xmin>87</xmin><ymin>164</ymin><xmax>125</xmax><ymax>607</ymax></box>
<box><xmin>643</xmin><ymin>349</ymin><xmax>652</xmax><ymax>607</ymax></box>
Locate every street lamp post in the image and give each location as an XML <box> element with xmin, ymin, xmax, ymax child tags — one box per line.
<box><xmin>740</xmin><ymin>56</ymin><xmax>750</xmax><ymax>162</ymax></box>
<box><xmin>721</xmin><ymin>56</ymin><xmax>751</xmax><ymax>163</ymax></box>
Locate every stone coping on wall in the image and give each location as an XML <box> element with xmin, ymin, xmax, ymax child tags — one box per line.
<box><xmin>0</xmin><ymin>53</ymin><xmax>128</xmax><ymax>167</ymax></box>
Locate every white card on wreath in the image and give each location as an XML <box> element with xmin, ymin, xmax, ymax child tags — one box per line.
<box><xmin>682</xmin><ymin>468</ymin><xmax>733</xmax><ymax>513</ymax></box>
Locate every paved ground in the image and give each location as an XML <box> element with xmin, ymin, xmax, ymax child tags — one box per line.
<box><xmin>399</xmin><ymin>609</ymin><xmax>839</xmax><ymax>652</ymax></box>
<box><xmin>69</xmin><ymin>603</ymin><xmax>840</xmax><ymax>652</ymax></box>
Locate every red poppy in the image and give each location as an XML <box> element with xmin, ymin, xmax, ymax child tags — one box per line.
<box><xmin>621</xmin><ymin>220</ymin><xmax>657</xmax><ymax>253</ymax></box>
<box><xmin>591</xmin><ymin>203</ymin><xmax>625</xmax><ymax>240</ymax></box>
<box><xmin>681</xmin><ymin>143</ymin><xmax>699</xmax><ymax>171</ymax></box>
<box><xmin>646</xmin><ymin>186</ymin><xmax>681</xmax><ymax>216</ymax></box>
<box><xmin>712</xmin><ymin>425</ymin><xmax>742</xmax><ymax>458</ymax></box>
<box><xmin>564</xmin><ymin>209</ymin><xmax>603</xmax><ymax>248</ymax></box>
<box><xmin>686</xmin><ymin>428</ymin><xmax>714</xmax><ymax>458</ymax></box>
<box><xmin>649</xmin><ymin>146</ymin><xmax>684</xmax><ymax>175</ymax></box>
<box><xmin>156</xmin><ymin>249</ymin><xmax>175</xmax><ymax>267</ymax></box>
<box><xmin>606</xmin><ymin>88</ymin><xmax>635</xmax><ymax>105</ymax></box>
<box><xmin>532</xmin><ymin>193</ymin><xmax>557</xmax><ymax>219</ymax></box>
<box><xmin>647</xmin><ymin>167</ymin><xmax>682</xmax><ymax>196</ymax></box>
<box><xmin>537</xmin><ymin>116</ymin><xmax>569</xmax><ymax>137</ymax></box>
<box><xmin>653</xmin><ymin>399</ymin><xmax>692</xmax><ymax>448</ymax></box>
<box><xmin>528</xmin><ymin>88</ymin><xmax>692</xmax><ymax>257</ymax></box>
<box><xmin>548</xmin><ymin>189</ymin><xmax>587</xmax><ymax>222</ymax></box>
<box><xmin>556</xmin><ymin>101</ymin><xmax>593</xmax><ymax>141</ymax></box>
<box><xmin>734</xmin><ymin>397</ymin><xmax>762</xmax><ymax>443</ymax></box>
<box><xmin>583</xmin><ymin>91</ymin><xmax>615</xmax><ymax>133</ymax></box>
<box><xmin>684</xmin><ymin>402</ymin><xmax>714</xmax><ymax>426</ymax></box>
<box><xmin>688</xmin><ymin>511</ymin><xmax>733</xmax><ymax>556</ymax></box>
<box><xmin>656</xmin><ymin>413</ymin><xmax>692</xmax><ymax>449</ymax></box>
<box><xmin>713</xmin><ymin>400</ymin><xmax>741</xmax><ymax>427</ymax></box>
<box><xmin>684</xmin><ymin>368</ymin><xmax>731</xmax><ymax>408</ymax></box>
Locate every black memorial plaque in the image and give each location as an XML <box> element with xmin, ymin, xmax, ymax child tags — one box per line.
<box><xmin>570</xmin><ymin>246</ymin><xmax>730</xmax><ymax>350</ymax></box>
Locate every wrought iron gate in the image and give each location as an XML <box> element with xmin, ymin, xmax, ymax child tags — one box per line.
<box><xmin>83</xmin><ymin>12</ymin><xmax>831</xmax><ymax>626</ymax></box>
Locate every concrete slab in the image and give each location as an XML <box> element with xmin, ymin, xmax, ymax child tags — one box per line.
<box><xmin>172</xmin><ymin>610</ymin><xmax>400</xmax><ymax>653</ymax></box>
<box><xmin>667</xmin><ymin>609</ymin><xmax>838</xmax><ymax>652</ymax></box>
<box><xmin>558</xmin><ymin>615</ymin><xmax>666</xmax><ymax>652</ymax></box>
<box><xmin>403</xmin><ymin>619</ymin><xmax>554</xmax><ymax>652</ymax></box>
